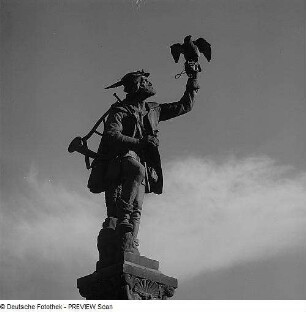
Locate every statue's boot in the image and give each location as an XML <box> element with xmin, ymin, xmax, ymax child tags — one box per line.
<box><xmin>115</xmin><ymin>200</ymin><xmax>141</xmax><ymax>256</ymax></box>
<box><xmin>116</xmin><ymin>198</ymin><xmax>133</xmax><ymax>231</ymax></box>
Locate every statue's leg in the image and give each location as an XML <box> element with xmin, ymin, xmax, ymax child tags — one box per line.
<box><xmin>105</xmin><ymin>182</ymin><xmax>121</xmax><ymax>218</ymax></box>
<box><xmin>131</xmin><ymin>183</ymin><xmax>145</xmax><ymax>243</ymax></box>
<box><xmin>98</xmin><ymin>183</ymin><xmax>122</xmax><ymax>267</ymax></box>
<box><xmin>117</xmin><ymin>157</ymin><xmax>145</xmax><ymax>229</ymax></box>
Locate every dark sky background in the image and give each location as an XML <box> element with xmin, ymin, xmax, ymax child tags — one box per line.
<box><xmin>1</xmin><ymin>0</ymin><xmax>306</xmax><ymax>300</ymax></box>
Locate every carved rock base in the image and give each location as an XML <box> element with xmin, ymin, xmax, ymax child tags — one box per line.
<box><xmin>77</xmin><ymin>252</ymin><xmax>178</xmax><ymax>300</ymax></box>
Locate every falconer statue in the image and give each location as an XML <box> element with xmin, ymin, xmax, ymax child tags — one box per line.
<box><xmin>68</xmin><ymin>36</ymin><xmax>210</xmax><ymax>264</ymax></box>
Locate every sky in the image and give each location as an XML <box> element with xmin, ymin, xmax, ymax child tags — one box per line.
<box><xmin>1</xmin><ymin>0</ymin><xmax>306</xmax><ymax>300</ymax></box>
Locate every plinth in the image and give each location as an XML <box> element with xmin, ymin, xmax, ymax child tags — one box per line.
<box><xmin>77</xmin><ymin>252</ymin><xmax>178</xmax><ymax>299</ymax></box>
<box><xmin>77</xmin><ymin>217</ymin><xmax>178</xmax><ymax>300</ymax></box>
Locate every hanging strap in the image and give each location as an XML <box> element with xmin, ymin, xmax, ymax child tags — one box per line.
<box><xmin>82</xmin><ymin>96</ymin><xmax>123</xmax><ymax>169</ymax></box>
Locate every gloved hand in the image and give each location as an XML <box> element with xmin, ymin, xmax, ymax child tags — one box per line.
<box><xmin>140</xmin><ymin>135</ymin><xmax>159</xmax><ymax>149</ymax></box>
<box><xmin>185</xmin><ymin>61</ymin><xmax>201</xmax><ymax>78</ymax></box>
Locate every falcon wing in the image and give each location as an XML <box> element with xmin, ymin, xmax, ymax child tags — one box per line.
<box><xmin>170</xmin><ymin>43</ymin><xmax>183</xmax><ymax>63</ymax></box>
<box><xmin>195</xmin><ymin>38</ymin><xmax>211</xmax><ymax>62</ymax></box>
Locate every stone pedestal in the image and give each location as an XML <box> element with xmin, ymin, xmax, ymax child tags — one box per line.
<box><xmin>78</xmin><ymin>217</ymin><xmax>178</xmax><ymax>299</ymax></box>
<box><xmin>77</xmin><ymin>252</ymin><xmax>178</xmax><ymax>300</ymax></box>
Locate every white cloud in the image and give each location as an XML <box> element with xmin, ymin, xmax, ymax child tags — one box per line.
<box><xmin>139</xmin><ymin>156</ymin><xmax>306</xmax><ymax>279</ymax></box>
<box><xmin>1</xmin><ymin>156</ymin><xmax>306</xmax><ymax>298</ymax></box>
<box><xmin>1</xmin><ymin>167</ymin><xmax>103</xmax><ymax>299</ymax></box>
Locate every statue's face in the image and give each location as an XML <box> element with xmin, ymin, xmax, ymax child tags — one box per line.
<box><xmin>136</xmin><ymin>76</ymin><xmax>156</xmax><ymax>98</ymax></box>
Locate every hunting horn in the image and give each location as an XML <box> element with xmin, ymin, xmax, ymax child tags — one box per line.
<box><xmin>68</xmin><ymin>137</ymin><xmax>98</xmax><ymax>158</ymax></box>
<box><xmin>67</xmin><ymin>116</ymin><xmax>104</xmax><ymax>169</ymax></box>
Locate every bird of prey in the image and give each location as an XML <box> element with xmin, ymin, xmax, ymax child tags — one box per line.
<box><xmin>170</xmin><ymin>35</ymin><xmax>211</xmax><ymax>64</ymax></box>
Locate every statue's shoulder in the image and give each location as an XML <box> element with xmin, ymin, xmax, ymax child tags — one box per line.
<box><xmin>109</xmin><ymin>101</ymin><xmax>129</xmax><ymax>114</ymax></box>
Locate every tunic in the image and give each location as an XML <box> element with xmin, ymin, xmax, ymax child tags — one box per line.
<box><xmin>91</xmin><ymin>78</ymin><xmax>199</xmax><ymax>194</ymax></box>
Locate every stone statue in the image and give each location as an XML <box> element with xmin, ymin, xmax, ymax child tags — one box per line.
<box><xmin>69</xmin><ymin>64</ymin><xmax>202</xmax><ymax>267</ymax></box>
<box><xmin>84</xmin><ymin>62</ymin><xmax>199</xmax><ymax>265</ymax></box>
<box><xmin>70</xmin><ymin>36</ymin><xmax>212</xmax><ymax>299</ymax></box>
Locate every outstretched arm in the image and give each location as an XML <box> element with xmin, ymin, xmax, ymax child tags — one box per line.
<box><xmin>159</xmin><ymin>77</ymin><xmax>200</xmax><ymax>122</ymax></box>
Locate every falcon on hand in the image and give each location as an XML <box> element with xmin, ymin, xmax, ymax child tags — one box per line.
<box><xmin>170</xmin><ymin>35</ymin><xmax>211</xmax><ymax>78</ymax></box>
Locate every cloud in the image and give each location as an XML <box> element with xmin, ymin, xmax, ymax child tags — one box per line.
<box><xmin>0</xmin><ymin>166</ymin><xmax>103</xmax><ymax>299</ymax></box>
<box><xmin>139</xmin><ymin>156</ymin><xmax>306</xmax><ymax>278</ymax></box>
<box><xmin>1</xmin><ymin>156</ymin><xmax>306</xmax><ymax>299</ymax></box>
